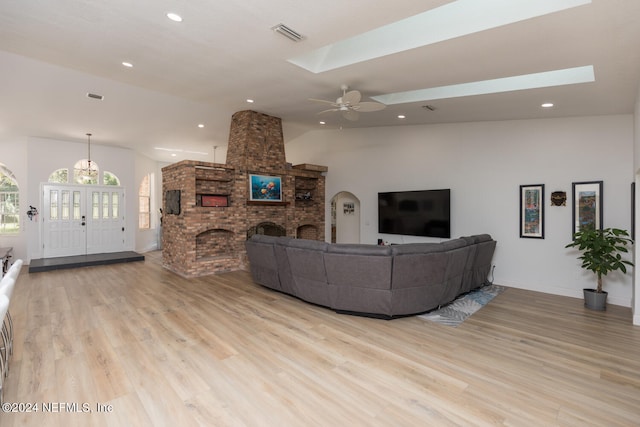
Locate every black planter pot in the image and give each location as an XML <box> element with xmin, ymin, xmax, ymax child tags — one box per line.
<box><xmin>583</xmin><ymin>288</ymin><xmax>607</xmax><ymax>311</ymax></box>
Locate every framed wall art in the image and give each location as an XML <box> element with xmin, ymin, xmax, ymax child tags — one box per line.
<box><xmin>200</xmin><ymin>194</ymin><xmax>229</xmax><ymax>207</ymax></box>
<box><xmin>249</xmin><ymin>174</ymin><xmax>282</xmax><ymax>202</ymax></box>
<box><xmin>572</xmin><ymin>180</ymin><xmax>603</xmax><ymax>237</ymax></box>
<box><xmin>520</xmin><ymin>184</ymin><xmax>544</xmax><ymax>239</ymax></box>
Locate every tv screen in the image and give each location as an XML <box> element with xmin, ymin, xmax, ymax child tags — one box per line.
<box><xmin>378</xmin><ymin>189</ymin><xmax>451</xmax><ymax>238</ymax></box>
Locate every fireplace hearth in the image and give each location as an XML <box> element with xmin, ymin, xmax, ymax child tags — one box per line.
<box><xmin>162</xmin><ymin>110</ymin><xmax>327</xmax><ymax>277</ymax></box>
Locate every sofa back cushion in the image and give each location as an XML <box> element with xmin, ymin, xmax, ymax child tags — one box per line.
<box><xmin>325</xmin><ymin>244</ymin><xmax>392</xmax><ymax>291</ymax></box>
<box><xmin>285</xmin><ymin>239</ymin><xmax>330</xmax><ymax>306</ymax></box>
<box><xmin>245</xmin><ymin>237</ymin><xmax>280</xmax><ymax>290</ymax></box>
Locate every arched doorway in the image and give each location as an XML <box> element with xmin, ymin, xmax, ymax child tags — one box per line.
<box><xmin>330</xmin><ymin>191</ymin><xmax>360</xmax><ymax>244</ymax></box>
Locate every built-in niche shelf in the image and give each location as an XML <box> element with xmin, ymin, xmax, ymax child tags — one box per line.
<box><xmin>295</xmin><ymin>176</ymin><xmax>317</xmax><ymax>203</ymax></box>
<box><xmin>195</xmin><ymin>165</ymin><xmax>234</xmax><ymax>204</ymax></box>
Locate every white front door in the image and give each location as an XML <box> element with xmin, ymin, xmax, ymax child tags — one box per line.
<box><xmin>43</xmin><ymin>184</ymin><xmax>126</xmax><ymax>257</ymax></box>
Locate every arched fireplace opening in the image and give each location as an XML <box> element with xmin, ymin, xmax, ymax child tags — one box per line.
<box><xmin>247</xmin><ymin>222</ymin><xmax>286</xmax><ymax>239</ymax></box>
<box><xmin>196</xmin><ymin>228</ymin><xmax>235</xmax><ymax>260</ymax></box>
<box><xmin>297</xmin><ymin>224</ymin><xmax>319</xmax><ymax>240</ymax></box>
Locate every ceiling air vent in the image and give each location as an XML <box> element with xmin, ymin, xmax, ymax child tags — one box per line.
<box><xmin>271</xmin><ymin>23</ymin><xmax>304</xmax><ymax>42</ymax></box>
<box><xmin>87</xmin><ymin>92</ymin><xmax>104</xmax><ymax>100</ymax></box>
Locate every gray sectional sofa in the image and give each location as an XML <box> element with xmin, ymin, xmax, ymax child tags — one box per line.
<box><xmin>245</xmin><ymin>234</ymin><xmax>496</xmax><ymax>319</ymax></box>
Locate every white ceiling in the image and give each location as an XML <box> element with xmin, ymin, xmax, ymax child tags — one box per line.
<box><xmin>0</xmin><ymin>0</ymin><xmax>639</xmax><ymax>162</ymax></box>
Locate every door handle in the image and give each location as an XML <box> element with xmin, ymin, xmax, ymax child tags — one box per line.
<box><xmin>82</xmin><ymin>222</ymin><xmax>86</xmax><ymax>226</ymax></box>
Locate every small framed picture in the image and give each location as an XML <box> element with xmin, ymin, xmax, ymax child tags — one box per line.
<box><xmin>572</xmin><ymin>181</ymin><xmax>603</xmax><ymax>237</ymax></box>
<box><xmin>249</xmin><ymin>174</ymin><xmax>282</xmax><ymax>202</ymax></box>
<box><xmin>520</xmin><ymin>184</ymin><xmax>544</xmax><ymax>239</ymax></box>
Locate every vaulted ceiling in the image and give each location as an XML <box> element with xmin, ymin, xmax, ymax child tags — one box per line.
<box><xmin>1</xmin><ymin>0</ymin><xmax>639</xmax><ymax>162</ymax></box>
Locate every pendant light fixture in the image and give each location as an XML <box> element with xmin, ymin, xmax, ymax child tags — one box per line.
<box><xmin>81</xmin><ymin>132</ymin><xmax>98</xmax><ymax>180</ymax></box>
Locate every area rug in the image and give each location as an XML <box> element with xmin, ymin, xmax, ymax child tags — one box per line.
<box><xmin>418</xmin><ymin>284</ymin><xmax>505</xmax><ymax>327</ymax></box>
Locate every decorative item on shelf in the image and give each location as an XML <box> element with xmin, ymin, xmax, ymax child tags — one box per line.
<box><xmin>551</xmin><ymin>191</ymin><xmax>566</xmax><ymax>206</ymax></box>
<box><xmin>295</xmin><ymin>192</ymin><xmax>312</xmax><ymax>201</ymax></box>
<box><xmin>565</xmin><ymin>227</ymin><xmax>634</xmax><ymax>310</ymax></box>
<box><xmin>79</xmin><ymin>133</ymin><xmax>99</xmax><ymax>181</ymax></box>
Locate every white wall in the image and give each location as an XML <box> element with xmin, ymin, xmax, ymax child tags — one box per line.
<box><xmin>26</xmin><ymin>137</ymin><xmax>137</xmax><ymax>261</ymax></box>
<box><xmin>0</xmin><ymin>133</ymin><xmax>169</xmax><ymax>262</ymax></box>
<box><xmin>285</xmin><ymin>115</ymin><xmax>635</xmax><ymax>307</ymax></box>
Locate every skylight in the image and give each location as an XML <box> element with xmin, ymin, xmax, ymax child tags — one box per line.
<box><xmin>371</xmin><ymin>66</ymin><xmax>595</xmax><ymax>105</ymax></box>
<box><xmin>288</xmin><ymin>0</ymin><xmax>591</xmax><ymax>73</ymax></box>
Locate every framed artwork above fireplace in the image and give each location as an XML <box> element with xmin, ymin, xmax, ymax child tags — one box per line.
<box><xmin>249</xmin><ymin>174</ymin><xmax>282</xmax><ymax>202</ymax></box>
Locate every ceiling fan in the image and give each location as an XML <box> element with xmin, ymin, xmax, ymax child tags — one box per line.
<box><xmin>309</xmin><ymin>84</ymin><xmax>386</xmax><ymax>121</ymax></box>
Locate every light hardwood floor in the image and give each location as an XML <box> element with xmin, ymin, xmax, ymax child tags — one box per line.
<box><xmin>2</xmin><ymin>252</ymin><xmax>640</xmax><ymax>426</ymax></box>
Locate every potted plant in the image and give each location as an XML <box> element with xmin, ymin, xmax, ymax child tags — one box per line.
<box><xmin>565</xmin><ymin>227</ymin><xmax>634</xmax><ymax>310</ymax></box>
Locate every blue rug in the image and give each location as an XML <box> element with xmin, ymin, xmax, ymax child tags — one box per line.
<box><xmin>418</xmin><ymin>284</ymin><xmax>505</xmax><ymax>327</ymax></box>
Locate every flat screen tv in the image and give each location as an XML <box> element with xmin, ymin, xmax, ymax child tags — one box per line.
<box><xmin>378</xmin><ymin>189</ymin><xmax>451</xmax><ymax>238</ymax></box>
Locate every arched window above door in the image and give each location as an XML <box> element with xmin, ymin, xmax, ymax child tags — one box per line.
<box><xmin>48</xmin><ymin>168</ymin><xmax>69</xmax><ymax>183</ymax></box>
<box><xmin>103</xmin><ymin>171</ymin><xmax>120</xmax><ymax>186</ymax></box>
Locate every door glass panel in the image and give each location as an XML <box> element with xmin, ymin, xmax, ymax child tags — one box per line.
<box><xmin>112</xmin><ymin>192</ymin><xmax>119</xmax><ymax>218</ymax></box>
<box><xmin>92</xmin><ymin>192</ymin><xmax>100</xmax><ymax>219</ymax></box>
<box><xmin>50</xmin><ymin>190</ymin><xmax>58</xmax><ymax>220</ymax></box>
<box><xmin>61</xmin><ymin>190</ymin><xmax>70</xmax><ymax>220</ymax></box>
<box><xmin>73</xmin><ymin>191</ymin><xmax>81</xmax><ymax>220</ymax></box>
<box><xmin>102</xmin><ymin>192</ymin><xmax>110</xmax><ymax>219</ymax></box>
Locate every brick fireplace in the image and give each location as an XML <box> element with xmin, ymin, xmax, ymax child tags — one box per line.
<box><xmin>161</xmin><ymin>110</ymin><xmax>327</xmax><ymax>277</ymax></box>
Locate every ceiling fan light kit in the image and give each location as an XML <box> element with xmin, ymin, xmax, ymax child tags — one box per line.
<box><xmin>309</xmin><ymin>85</ymin><xmax>386</xmax><ymax>121</ymax></box>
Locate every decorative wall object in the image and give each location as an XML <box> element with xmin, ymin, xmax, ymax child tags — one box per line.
<box><xmin>520</xmin><ymin>184</ymin><xmax>544</xmax><ymax>239</ymax></box>
<box><xmin>249</xmin><ymin>174</ymin><xmax>282</xmax><ymax>202</ymax></box>
<box><xmin>572</xmin><ymin>181</ymin><xmax>603</xmax><ymax>236</ymax></box>
<box><xmin>165</xmin><ymin>190</ymin><xmax>181</xmax><ymax>215</ymax></box>
<box><xmin>551</xmin><ymin>191</ymin><xmax>567</xmax><ymax>206</ymax></box>
<box><xmin>343</xmin><ymin>202</ymin><xmax>355</xmax><ymax>215</ymax></box>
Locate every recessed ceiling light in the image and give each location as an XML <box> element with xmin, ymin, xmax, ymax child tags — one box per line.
<box><xmin>246</xmin><ymin>99</ymin><xmax>254</xmax><ymax>103</ymax></box>
<box><xmin>122</xmin><ymin>62</ymin><xmax>133</xmax><ymax>68</ymax></box>
<box><xmin>398</xmin><ymin>115</ymin><xmax>406</xmax><ymax>119</ymax></box>
<box><xmin>319</xmin><ymin>121</ymin><xmax>326</xmax><ymax>125</ymax></box>
<box><xmin>541</xmin><ymin>102</ymin><xmax>554</xmax><ymax>108</ymax></box>
<box><xmin>198</xmin><ymin>124</ymin><xmax>205</xmax><ymax>128</ymax></box>
<box><xmin>167</xmin><ymin>12</ymin><xmax>182</xmax><ymax>22</ymax></box>
<box><xmin>171</xmin><ymin>153</ymin><xmax>177</xmax><ymax>157</ymax></box>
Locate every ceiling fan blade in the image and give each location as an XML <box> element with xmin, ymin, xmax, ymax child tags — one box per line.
<box><xmin>317</xmin><ymin>108</ymin><xmax>339</xmax><ymax>115</ymax></box>
<box><xmin>341</xmin><ymin>90</ymin><xmax>361</xmax><ymax>105</ymax></box>
<box><xmin>308</xmin><ymin>98</ymin><xmax>338</xmax><ymax>106</ymax></box>
<box><xmin>354</xmin><ymin>101</ymin><xmax>386</xmax><ymax>112</ymax></box>
<box><xmin>342</xmin><ymin>110</ymin><xmax>359</xmax><ymax>121</ymax></box>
